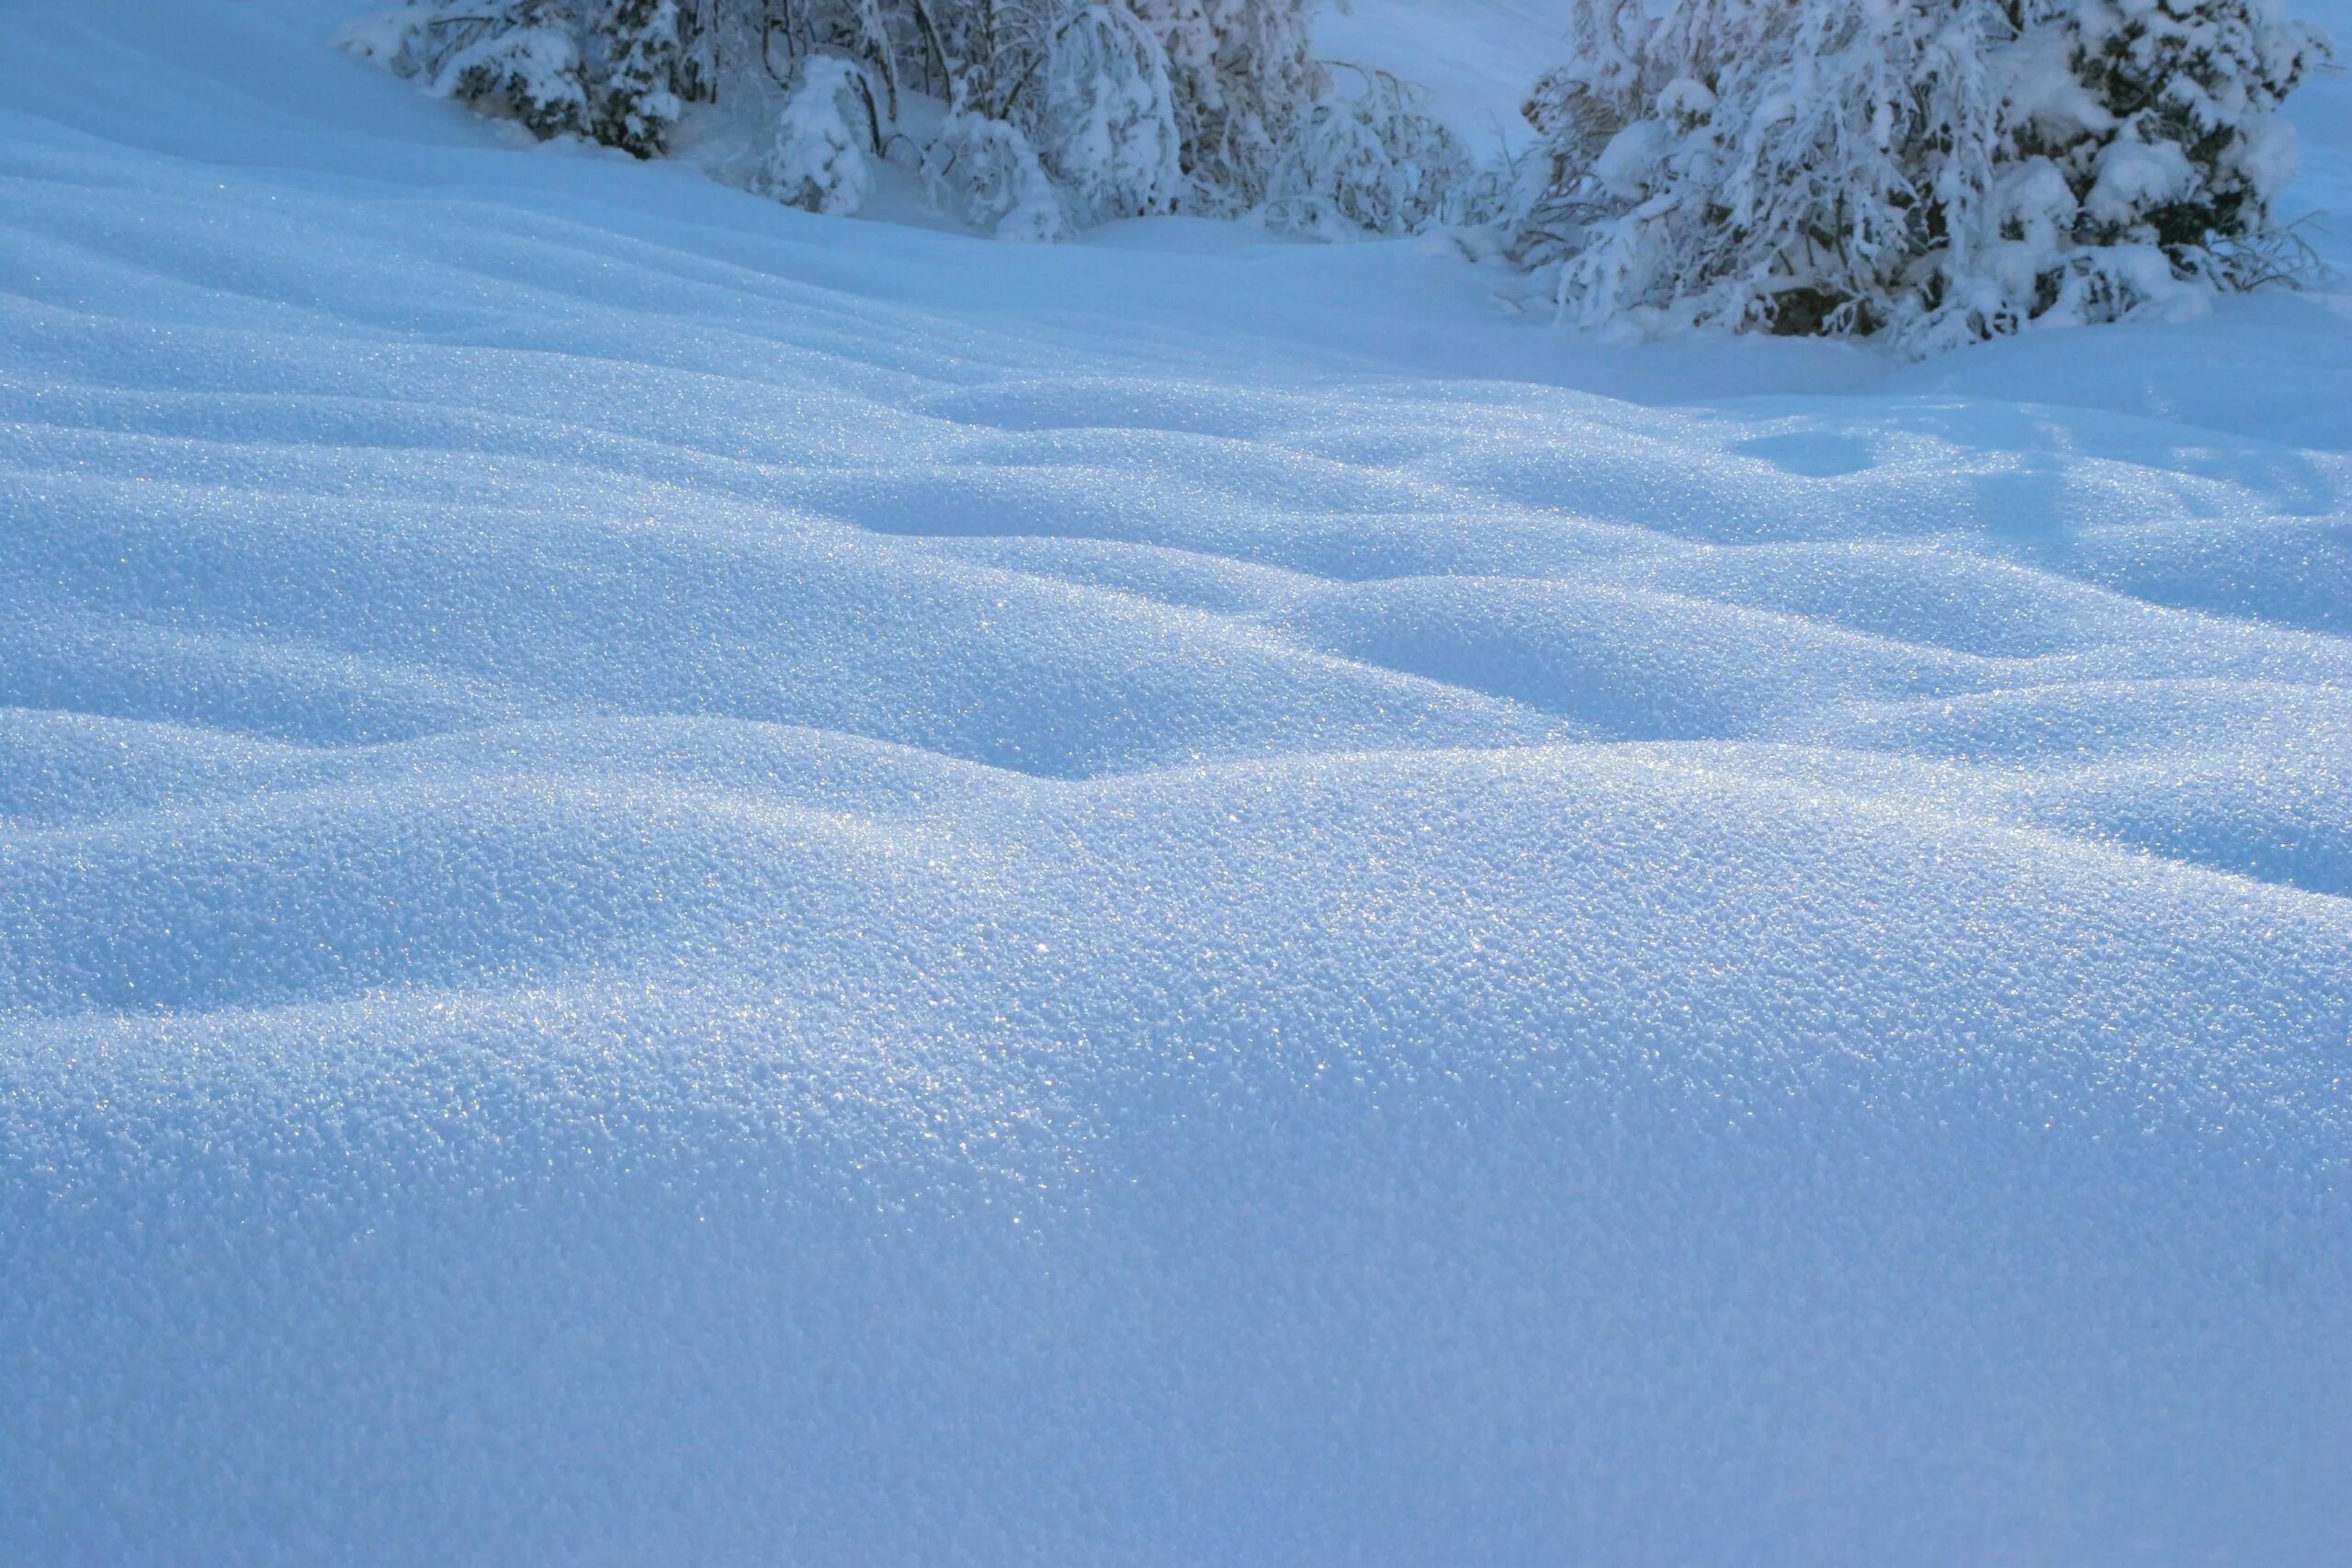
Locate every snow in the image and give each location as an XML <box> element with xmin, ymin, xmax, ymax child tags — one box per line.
<box><xmin>2</xmin><ymin>0</ymin><xmax>2349</xmax><ymax>1562</ymax></box>
<box><xmin>1320</xmin><ymin>0</ymin><xmax>1566</xmax><ymax>154</ymax></box>
<box><xmin>2087</xmin><ymin>132</ymin><xmax>2198</xmax><ymax>224</ymax></box>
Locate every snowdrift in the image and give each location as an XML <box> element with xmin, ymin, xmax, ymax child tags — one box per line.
<box><xmin>2</xmin><ymin>2</ymin><xmax>2348</xmax><ymax>1562</ymax></box>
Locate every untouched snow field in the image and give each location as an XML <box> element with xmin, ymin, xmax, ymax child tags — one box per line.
<box><xmin>3</xmin><ymin>2</ymin><xmax>2350</xmax><ymax>1562</ymax></box>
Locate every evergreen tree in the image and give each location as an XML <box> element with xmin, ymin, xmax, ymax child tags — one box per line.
<box><xmin>1507</xmin><ymin>0</ymin><xmax>2327</xmax><ymax>351</ymax></box>
<box><xmin>347</xmin><ymin>0</ymin><xmax>594</xmax><ymax>140</ymax></box>
<box><xmin>2051</xmin><ymin>0</ymin><xmax>2319</xmax><ymax>286</ymax></box>
<box><xmin>594</xmin><ymin>0</ymin><xmax>689</xmax><ymax>157</ymax></box>
<box><xmin>347</xmin><ymin>0</ymin><xmax>1474</xmax><ymax>240</ymax></box>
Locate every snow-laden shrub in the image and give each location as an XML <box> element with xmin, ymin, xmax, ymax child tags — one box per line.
<box><xmin>1022</xmin><ymin>5</ymin><xmax>1185</xmax><ymax>226</ymax></box>
<box><xmin>343</xmin><ymin>0</ymin><xmax>593</xmax><ymax>139</ymax></box>
<box><xmin>923</xmin><ymin>110</ymin><xmax>1071</xmax><ymax>237</ymax></box>
<box><xmin>345</xmin><ymin>0</ymin><xmax>1469</xmax><ymax>240</ymax></box>
<box><xmin>753</xmin><ymin>54</ymin><xmax>875</xmax><ymax>214</ymax></box>
<box><xmin>1510</xmin><ymin>0</ymin><xmax>2329</xmax><ymax>351</ymax></box>
<box><xmin>1126</xmin><ymin>0</ymin><xmax>1318</xmax><ymax>209</ymax></box>
<box><xmin>1270</xmin><ymin>66</ymin><xmax>1479</xmax><ymax>236</ymax></box>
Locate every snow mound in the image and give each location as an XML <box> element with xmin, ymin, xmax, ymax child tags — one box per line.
<box><xmin>2</xmin><ymin>2</ymin><xmax>2349</xmax><ymax>1562</ymax></box>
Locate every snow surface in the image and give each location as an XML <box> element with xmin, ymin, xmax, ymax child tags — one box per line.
<box><xmin>2</xmin><ymin>1</ymin><xmax>2350</xmax><ymax>1562</ymax></box>
<box><xmin>1321</xmin><ymin>0</ymin><xmax>1565</xmax><ymax>155</ymax></box>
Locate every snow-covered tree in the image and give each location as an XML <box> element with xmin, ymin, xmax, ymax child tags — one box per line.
<box><xmin>594</xmin><ymin>0</ymin><xmax>689</xmax><ymax>156</ymax></box>
<box><xmin>2045</xmin><ymin>0</ymin><xmax>2319</xmax><ymax>280</ymax></box>
<box><xmin>923</xmin><ymin>109</ymin><xmax>1072</xmax><ymax>237</ymax></box>
<box><xmin>1022</xmin><ymin>5</ymin><xmax>1185</xmax><ymax>226</ymax></box>
<box><xmin>754</xmin><ymin>54</ymin><xmax>876</xmax><ymax>213</ymax></box>
<box><xmin>345</xmin><ymin>0</ymin><xmax>594</xmax><ymax>140</ymax></box>
<box><xmin>1125</xmin><ymin>0</ymin><xmax>1320</xmax><ymax>209</ymax></box>
<box><xmin>1509</xmin><ymin>0</ymin><xmax>2328</xmax><ymax>351</ymax></box>
<box><xmin>1271</xmin><ymin>65</ymin><xmax>1476</xmax><ymax>236</ymax></box>
<box><xmin>754</xmin><ymin>0</ymin><xmax>903</xmax><ymax>109</ymax></box>
<box><xmin>347</xmin><ymin>0</ymin><xmax>1473</xmax><ymax>240</ymax></box>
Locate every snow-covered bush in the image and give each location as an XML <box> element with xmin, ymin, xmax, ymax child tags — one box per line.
<box><xmin>1127</xmin><ymin>0</ymin><xmax>1318</xmax><ymax>209</ymax></box>
<box><xmin>923</xmin><ymin>109</ymin><xmax>1070</xmax><ymax>237</ymax></box>
<box><xmin>345</xmin><ymin>0</ymin><xmax>1469</xmax><ymax>239</ymax></box>
<box><xmin>754</xmin><ymin>54</ymin><xmax>875</xmax><ymax>214</ymax></box>
<box><xmin>1021</xmin><ymin>5</ymin><xmax>1185</xmax><ymax>226</ymax></box>
<box><xmin>1509</xmin><ymin>0</ymin><xmax>2329</xmax><ymax>350</ymax></box>
<box><xmin>1271</xmin><ymin>65</ymin><xmax>1479</xmax><ymax>236</ymax></box>
<box><xmin>343</xmin><ymin>0</ymin><xmax>594</xmax><ymax>139</ymax></box>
